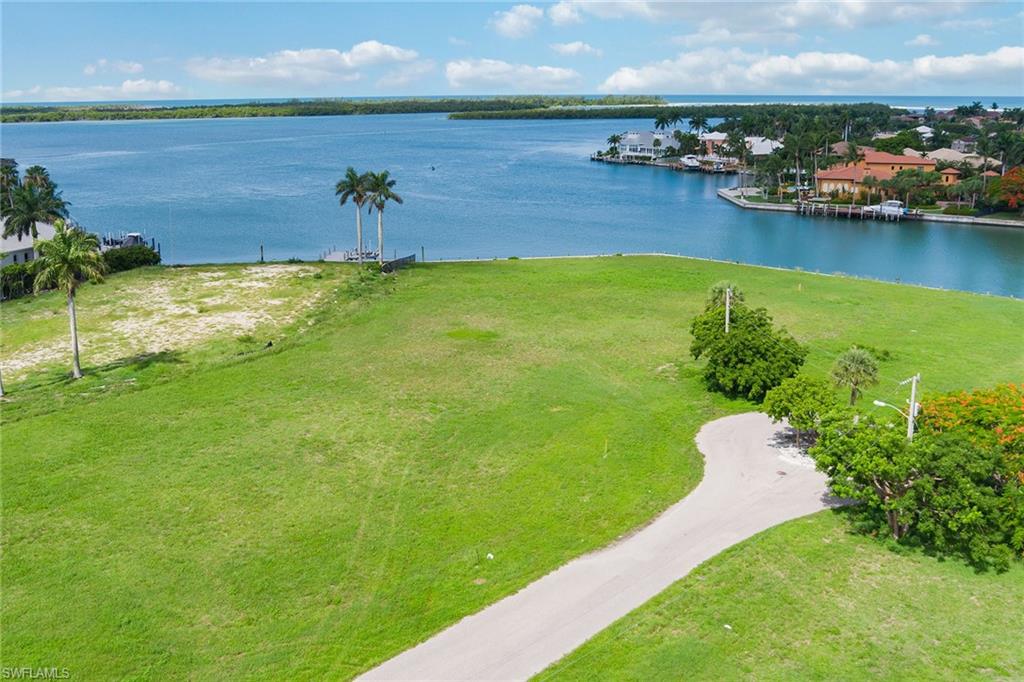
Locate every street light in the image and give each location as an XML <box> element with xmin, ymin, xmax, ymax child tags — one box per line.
<box><xmin>873</xmin><ymin>373</ymin><xmax>921</xmax><ymax>441</ymax></box>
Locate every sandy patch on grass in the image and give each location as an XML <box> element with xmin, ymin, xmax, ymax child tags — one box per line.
<box><xmin>2</xmin><ymin>265</ymin><xmax>325</xmax><ymax>379</ymax></box>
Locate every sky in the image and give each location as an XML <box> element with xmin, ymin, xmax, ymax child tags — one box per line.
<box><xmin>2</xmin><ymin>1</ymin><xmax>1023</xmax><ymax>102</ymax></box>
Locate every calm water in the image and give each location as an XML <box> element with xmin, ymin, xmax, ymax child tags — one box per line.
<box><xmin>2</xmin><ymin>114</ymin><xmax>1022</xmax><ymax>296</ymax></box>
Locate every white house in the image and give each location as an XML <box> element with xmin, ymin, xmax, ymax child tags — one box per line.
<box><xmin>1</xmin><ymin>219</ymin><xmax>56</xmax><ymax>267</ymax></box>
<box><xmin>914</xmin><ymin>125</ymin><xmax>935</xmax><ymax>140</ymax></box>
<box><xmin>744</xmin><ymin>136</ymin><xmax>783</xmax><ymax>156</ymax></box>
<box><xmin>618</xmin><ymin>131</ymin><xmax>675</xmax><ymax>160</ymax></box>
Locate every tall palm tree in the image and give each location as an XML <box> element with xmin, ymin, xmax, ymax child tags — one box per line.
<box><xmin>0</xmin><ymin>162</ymin><xmax>19</xmax><ymax>210</ymax></box>
<box><xmin>654</xmin><ymin>113</ymin><xmax>671</xmax><ymax>131</ymax></box>
<box><xmin>606</xmin><ymin>133</ymin><xmax>622</xmax><ymax>156</ymax></box>
<box><xmin>2</xmin><ymin>184</ymin><xmax>68</xmax><ymax>240</ymax></box>
<box><xmin>335</xmin><ymin>167</ymin><xmax>370</xmax><ymax>264</ymax></box>
<box><xmin>366</xmin><ymin>170</ymin><xmax>403</xmax><ymax>265</ymax></box>
<box><xmin>831</xmin><ymin>346</ymin><xmax>879</xmax><ymax>406</ymax></box>
<box><xmin>843</xmin><ymin>142</ymin><xmax>863</xmax><ymax>167</ymax></box>
<box><xmin>689</xmin><ymin>114</ymin><xmax>708</xmax><ymax>135</ymax></box>
<box><xmin>22</xmin><ymin>165</ymin><xmax>53</xmax><ymax>191</ymax></box>
<box><xmin>862</xmin><ymin>174</ymin><xmax>878</xmax><ymax>206</ymax></box>
<box><xmin>32</xmin><ymin>220</ymin><xmax>107</xmax><ymax>379</ymax></box>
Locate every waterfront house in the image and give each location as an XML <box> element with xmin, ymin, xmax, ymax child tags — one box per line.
<box><xmin>940</xmin><ymin>168</ymin><xmax>961</xmax><ymax>185</ymax></box>
<box><xmin>699</xmin><ymin>132</ymin><xmax>728</xmax><ymax>156</ymax></box>
<box><xmin>744</xmin><ymin>136</ymin><xmax>783</xmax><ymax>156</ymax></box>
<box><xmin>914</xmin><ymin>125</ymin><xmax>935</xmax><ymax>140</ymax></box>
<box><xmin>814</xmin><ymin>151</ymin><xmax>937</xmax><ymax>195</ymax></box>
<box><xmin>0</xmin><ymin>219</ymin><xmax>56</xmax><ymax>267</ymax></box>
<box><xmin>618</xmin><ymin>131</ymin><xmax>675</xmax><ymax>160</ymax></box>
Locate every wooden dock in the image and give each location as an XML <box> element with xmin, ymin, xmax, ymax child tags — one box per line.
<box><xmin>795</xmin><ymin>202</ymin><xmax>925</xmax><ymax>221</ymax></box>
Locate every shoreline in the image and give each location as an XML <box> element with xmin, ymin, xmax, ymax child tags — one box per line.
<box><xmin>716</xmin><ymin>187</ymin><xmax>1024</xmax><ymax>229</ymax></box>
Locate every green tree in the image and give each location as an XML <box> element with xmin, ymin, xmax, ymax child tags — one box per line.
<box><xmin>22</xmin><ymin>165</ymin><xmax>53</xmax><ymax>191</ymax></box>
<box><xmin>831</xmin><ymin>346</ymin><xmax>879</xmax><ymax>405</ymax></box>
<box><xmin>365</xmin><ymin>170</ymin><xmax>403</xmax><ymax>265</ymax></box>
<box><xmin>690</xmin><ymin>303</ymin><xmax>807</xmax><ymax>402</ymax></box>
<box><xmin>688</xmin><ymin>114</ymin><xmax>708</xmax><ymax>135</ymax></box>
<box><xmin>763</xmin><ymin>375</ymin><xmax>839</xmax><ymax>446</ymax></box>
<box><xmin>1</xmin><ymin>161</ymin><xmax>19</xmax><ymax>210</ymax></box>
<box><xmin>335</xmin><ymin>167</ymin><xmax>371</xmax><ymax>264</ymax></box>
<box><xmin>1</xmin><ymin>184</ymin><xmax>68</xmax><ymax>240</ymax></box>
<box><xmin>32</xmin><ymin>220</ymin><xmax>108</xmax><ymax>379</ymax></box>
<box><xmin>606</xmin><ymin>133</ymin><xmax>622</xmax><ymax>156</ymax></box>
<box><xmin>704</xmin><ymin>280</ymin><xmax>744</xmax><ymax>310</ymax></box>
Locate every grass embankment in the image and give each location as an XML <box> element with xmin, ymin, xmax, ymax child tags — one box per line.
<box><xmin>0</xmin><ymin>95</ymin><xmax>662</xmax><ymax>123</ymax></box>
<box><xmin>542</xmin><ymin>511</ymin><xmax>1024</xmax><ymax>680</ymax></box>
<box><xmin>2</xmin><ymin>257</ymin><xmax>1022</xmax><ymax>678</ymax></box>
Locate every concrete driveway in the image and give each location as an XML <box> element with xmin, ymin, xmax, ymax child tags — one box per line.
<box><xmin>359</xmin><ymin>412</ymin><xmax>835</xmax><ymax>681</ymax></box>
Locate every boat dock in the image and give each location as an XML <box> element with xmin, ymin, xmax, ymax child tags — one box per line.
<box><xmin>795</xmin><ymin>201</ymin><xmax>925</xmax><ymax>221</ymax></box>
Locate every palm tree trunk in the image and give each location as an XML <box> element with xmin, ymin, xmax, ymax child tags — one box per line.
<box><xmin>355</xmin><ymin>205</ymin><xmax>363</xmax><ymax>265</ymax></box>
<box><xmin>68</xmin><ymin>291</ymin><xmax>83</xmax><ymax>379</ymax></box>
<box><xmin>377</xmin><ymin>209</ymin><xmax>384</xmax><ymax>265</ymax></box>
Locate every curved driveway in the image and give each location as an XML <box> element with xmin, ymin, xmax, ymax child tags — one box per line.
<box><xmin>359</xmin><ymin>412</ymin><xmax>835</xmax><ymax>681</ymax></box>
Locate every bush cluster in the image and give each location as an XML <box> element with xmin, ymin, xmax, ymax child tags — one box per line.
<box><xmin>102</xmin><ymin>245</ymin><xmax>161</xmax><ymax>273</ymax></box>
<box><xmin>1</xmin><ymin>262</ymin><xmax>35</xmax><ymax>299</ymax></box>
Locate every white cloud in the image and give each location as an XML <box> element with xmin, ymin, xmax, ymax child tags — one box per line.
<box><xmin>598</xmin><ymin>45</ymin><xmax>1024</xmax><ymax>94</ymax></box>
<box><xmin>938</xmin><ymin>17</ymin><xmax>995</xmax><ymax>29</ymax></box>
<box><xmin>673</xmin><ymin>25</ymin><xmax>798</xmax><ymax>48</ymax></box>
<box><xmin>377</xmin><ymin>60</ymin><xmax>436</xmax><ymax>89</ymax></box>
<box><xmin>445</xmin><ymin>58</ymin><xmax>580</xmax><ymax>91</ymax></box>
<box><xmin>489</xmin><ymin>4</ymin><xmax>544</xmax><ymax>38</ymax></box>
<box><xmin>186</xmin><ymin>41</ymin><xmax>418</xmax><ymax>86</ymax></box>
<box><xmin>547</xmin><ymin>0</ymin><xmax>966</xmax><ymax>30</ymax></box>
<box><xmin>551</xmin><ymin>41</ymin><xmax>602</xmax><ymax>57</ymax></box>
<box><xmin>3</xmin><ymin>79</ymin><xmax>181</xmax><ymax>102</ymax></box>
<box><xmin>905</xmin><ymin>33</ymin><xmax>939</xmax><ymax>46</ymax></box>
<box><xmin>83</xmin><ymin>58</ymin><xmax>144</xmax><ymax>76</ymax></box>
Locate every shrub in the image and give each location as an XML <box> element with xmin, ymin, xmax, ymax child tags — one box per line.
<box><xmin>918</xmin><ymin>383</ymin><xmax>1024</xmax><ymax>472</ymax></box>
<box><xmin>1</xmin><ymin>262</ymin><xmax>35</xmax><ymax>299</ymax></box>
<box><xmin>690</xmin><ymin>303</ymin><xmax>807</xmax><ymax>402</ymax></box>
<box><xmin>103</xmin><ymin>244</ymin><xmax>161</xmax><ymax>273</ymax></box>
<box><xmin>763</xmin><ymin>376</ymin><xmax>839</xmax><ymax>446</ymax></box>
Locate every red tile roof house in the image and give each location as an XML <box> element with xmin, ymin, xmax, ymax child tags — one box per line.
<box><xmin>815</xmin><ymin>151</ymin><xmax>937</xmax><ymax>195</ymax></box>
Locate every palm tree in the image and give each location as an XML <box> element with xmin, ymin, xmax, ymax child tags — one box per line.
<box><xmin>335</xmin><ymin>167</ymin><xmax>370</xmax><ymax>264</ymax></box>
<box><xmin>606</xmin><ymin>133</ymin><xmax>622</xmax><ymax>156</ymax></box>
<box><xmin>689</xmin><ymin>114</ymin><xmax>708</xmax><ymax>135</ymax></box>
<box><xmin>365</xmin><ymin>171</ymin><xmax>403</xmax><ymax>265</ymax></box>
<box><xmin>22</xmin><ymin>165</ymin><xmax>53</xmax><ymax>191</ymax></box>
<box><xmin>32</xmin><ymin>220</ymin><xmax>107</xmax><ymax>379</ymax></box>
<box><xmin>862</xmin><ymin>174</ymin><xmax>878</xmax><ymax>206</ymax></box>
<box><xmin>2</xmin><ymin>184</ymin><xmax>68</xmax><ymax>240</ymax></box>
<box><xmin>654</xmin><ymin>113</ymin><xmax>672</xmax><ymax>131</ymax></box>
<box><xmin>831</xmin><ymin>347</ymin><xmax>879</xmax><ymax>406</ymax></box>
<box><xmin>843</xmin><ymin>142</ymin><xmax>863</xmax><ymax>167</ymax></box>
<box><xmin>0</xmin><ymin>162</ymin><xmax>19</xmax><ymax>210</ymax></box>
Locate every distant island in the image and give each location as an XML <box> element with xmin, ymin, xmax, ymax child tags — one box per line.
<box><xmin>0</xmin><ymin>95</ymin><xmax>665</xmax><ymax>123</ymax></box>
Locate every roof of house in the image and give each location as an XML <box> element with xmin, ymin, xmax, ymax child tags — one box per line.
<box><xmin>924</xmin><ymin>147</ymin><xmax>988</xmax><ymax>167</ymax></box>
<box><xmin>830</xmin><ymin>141</ymin><xmax>875</xmax><ymax>156</ymax></box>
<box><xmin>862</xmin><ymin>150</ymin><xmax>936</xmax><ymax>166</ymax></box>
<box><xmin>744</xmin><ymin>136</ymin><xmax>782</xmax><ymax>156</ymax></box>
<box><xmin>940</xmin><ymin>168</ymin><xmax>962</xmax><ymax>175</ymax></box>
<box><xmin>983</xmin><ymin>170</ymin><xmax>1000</xmax><ymax>177</ymax></box>
<box><xmin>699</xmin><ymin>132</ymin><xmax>728</xmax><ymax>142</ymax></box>
<box><xmin>815</xmin><ymin>165</ymin><xmax>892</xmax><ymax>182</ymax></box>
<box><xmin>620</xmin><ymin>131</ymin><xmax>674</xmax><ymax>147</ymax></box>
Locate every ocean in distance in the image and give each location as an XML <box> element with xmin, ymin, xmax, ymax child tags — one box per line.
<box><xmin>2</xmin><ymin>112</ymin><xmax>1022</xmax><ymax>297</ymax></box>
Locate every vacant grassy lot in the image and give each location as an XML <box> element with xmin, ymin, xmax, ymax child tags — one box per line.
<box><xmin>2</xmin><ymin>257</ymin><xmax>1022</xmax><ymax>679</ymax></box>
<box><xmin>541</xmin><ymin>511</ymin><xmax>1024</xmax><ymax>680</ymax></box>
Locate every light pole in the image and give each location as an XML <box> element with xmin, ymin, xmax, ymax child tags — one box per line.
<box><xmin>873</xmin><ymin>373</ymin><xmax>921</xmax><ymax>440</ymax></box>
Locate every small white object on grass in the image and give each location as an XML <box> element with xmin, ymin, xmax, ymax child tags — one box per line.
<box><xmin>724</xmin><ymin>624</ymin><xmax>733</xmax><ymax>630</ymax></box>
<box><xmin>486</xmin><ymin>553</ymin><xmax>494</xmax><ymax>560</ymax></box>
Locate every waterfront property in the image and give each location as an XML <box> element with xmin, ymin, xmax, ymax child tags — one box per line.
<box><xmin>815</xmin><ymin>150</ymin><xmax>938</xmax><ymax>195</ymax></box>
<box><xmin>617</xmin><ymin>131</ymin><xmax>675</xmax><ymax>160</ymax></box>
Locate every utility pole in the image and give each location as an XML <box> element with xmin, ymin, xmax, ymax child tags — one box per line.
<box><xmin>725</xmin><ymin>287</ymin><xmax>732</xmax><ymax>334</ymax></box>
<box><xmin>901</xmin><ymin>373</ymin><xmax>921</xmax><ymax>440</ymax></box>
<box><xmin>259</xmin><ymin>242</ymin><xmax>265</xmax><ymax>264</ymax></box>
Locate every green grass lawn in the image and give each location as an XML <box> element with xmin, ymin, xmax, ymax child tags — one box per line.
<box><xmin>540</xmin><ymin>511</ymin><xmax>1024</xmax><ymax>681</ymax></box>
<box><xmin>2</xmin><ymin>256</ymin><xmax>1022</xmax><ymax>679</ymax></box>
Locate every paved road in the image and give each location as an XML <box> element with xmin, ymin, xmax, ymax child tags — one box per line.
<box><xmin>359</xmin><ymin>412</ymin><xmax>835</xmax><ymax>681</ymax></box>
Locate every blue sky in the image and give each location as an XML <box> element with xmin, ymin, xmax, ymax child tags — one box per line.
<box><xmin>2</xmin><ymin>1</ymin><xmax>1022</xmax><ymax>102</ymax></box>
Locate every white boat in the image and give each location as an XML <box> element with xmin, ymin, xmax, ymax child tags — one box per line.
<box><xmin>864</xmin><ymin>200</ymin><xmax>905</xmax><ymax>217</ymax></box>
<box><xmin>681</xmin><ymin>155</ymin><xmax>699</xmax><ymax>169</ymax></box>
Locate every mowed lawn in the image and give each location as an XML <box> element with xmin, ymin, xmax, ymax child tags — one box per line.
<box><xmin>2</xmin><ymin>257</ymin><xmax>1022</xmax><ymax>679</ymax></box>
<box><xmin>541</xmin><ymin>511</ymin><xmax>1024</xmax><ymax>681</ymax></box>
